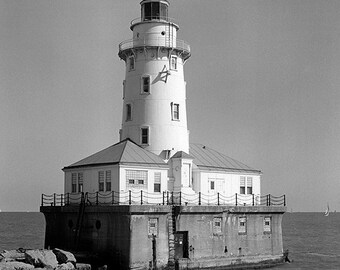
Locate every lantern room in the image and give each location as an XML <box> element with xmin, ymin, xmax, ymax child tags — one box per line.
<box><xmin>141</xmin><ymin>0</ymin><xmax>169</xmax><ymax>21</ymax></box>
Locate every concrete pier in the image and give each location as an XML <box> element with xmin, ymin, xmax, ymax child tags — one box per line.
<box><xmin>41</xmin><ymin>204</ymin><xmax>286</xmax><ymax>269</ymax></box>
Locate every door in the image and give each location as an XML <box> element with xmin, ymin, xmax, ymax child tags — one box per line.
<box><xmin>174</xmin><ymin>231</ymin><xmax>188</xmax><ymax>259</ymax></box>
<box><xmin>182</xmin><ymin>163</ymin><xmax>191</xmax><ymax>188</ymax></box>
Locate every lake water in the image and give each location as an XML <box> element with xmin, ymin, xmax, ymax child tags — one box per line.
<box><xmin>273</xmin><ymin>212</ymin><xmax>340</xmax><ymax>270</ymax></box>
<box><xmin>0</xmin><ymin>212</ymin><xmax>339</xmax><ymax>269</ymax></box>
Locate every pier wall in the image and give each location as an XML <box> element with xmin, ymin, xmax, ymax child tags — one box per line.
<box><xmin>41</xmin><ymin>205</ymin><xmax>285</xmax><ymax>269</ymax></box>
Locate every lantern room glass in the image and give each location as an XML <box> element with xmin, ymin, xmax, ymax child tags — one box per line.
<box><xmin>141</xmin><ymin>2</ymin><xmax>168</xmax><ymax>21</ymax></box>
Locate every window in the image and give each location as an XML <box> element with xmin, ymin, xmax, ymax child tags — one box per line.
<box><xmin>210</xmin><ymin>181</ymin><xmax>215</xmax><ymax>190</ymax></box>
<box><xmin>148</xmin><ymin>218</ymin><xmax>158</xmax><ymax>236</ymax></box>
<box><xmin>141</xmin><ymin>127</ymin><xmax>149</xmax><ymax>145</ymax></box>
<box><xmin>71</xmin><ymin>173</ymin><xmax>77</xmax><ymax>193</ymax></box>
<box><xmin>71</xmin><ymin>172</ymin><xmax>83</xmax><ymax>193</ymax></box>
<box><xmin>213</xmin><ymin>217</ymin><xmax>222</xmax><ymax>234</ymax></box>
<box><xmin>129</xmin><ymin>179</ymin><xmax>135</xmax><ymax>185</ymax></box>
<box><xmin>98</xmin><ymin>171</ymin><xmax>104</xmax><ymax>192</ymax></box>
<box><xmin>126</xmin><ymin>104</ymin><xmax>132</xmax><ymax>121</ymax></box>
<box><xmin>141</xmin><ymin>75</ymin><xmax>150</xmax><ymax>93</ymax></box>
<box><xmin>171</xmin><ymin>103</ymin><xmax>179</xmax><ymax>120</ymax></box>
<box><xmin>142</xmin><ymin>2</ymin><xmax>167</xmax><ymax>21</ymax></box>
<box><xmin>154</xmin><ymin>172</ymin><xmax>161</xmax><ymax>192</ymax></box>
<box><xmin>129</xmin><ymin>56</ymin><xmax>135</xmax><ymax>71</ymax></box>
<box><xmin>122</xmin><ymin>80</ymin><xmax>126</xmax><ymax>99</ymax></box>
<box><xmin>160</xmin><ymin>3</ymin><xmax>168</xmax><ymax>20</ymax></box>
<box><xmin>106</xmin><ymin>170</ymin><xmax>111</xmax><ymax>191</ymax></box>
<box><xmin>152</xmin><ymin>2</ymin><xmax>160</xmax><ymax>19</ymax></box>
<box><xmin>238</xmin><ymin>217</ymin><xmax>247</xmax><ymax>234</ymax></box>
<box><xmin>78</xmin><ymin>173</ymin><xmax>83</xmax><ymax>193</ymax></box>
<box><xmin>240</xmin><ymin>176</ymin><xmax>253</xmax><ymax>194</ymax></box>
<box><xmin>240</xmin><ymin>176</ymin><xmax>246</xmax><ymax>194</ymax></box>
<box><xmin>126</xmin><ymin>170</ymin><xmax>148</xmax><ymax>189</ymax></box>
<box><xmin>138</xmin><ymin>179</ymin><xmax>144</xmax><ymax>185</ymax></box>
<box><xmin>264</xmin><ymin>217</ymin><xmax>271</xmax><ymax>233</ymax></box>
<box><xmin>247</xmin><ymin>177</ymin><xmax>253</xmax><ymax>194</ymax></box>
<box><xmin>170</xmin><ymin>56</ymin><xmax>177</xmax><ymax>70</ymax></box>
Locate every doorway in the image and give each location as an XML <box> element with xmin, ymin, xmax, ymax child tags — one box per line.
<box><xmin>174</xmin><ymin>231</ymin><xmax>188</xmax><ymax>259</ymax></box>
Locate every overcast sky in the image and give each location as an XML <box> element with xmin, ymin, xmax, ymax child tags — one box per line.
<box><xmin>1</xmin><ymin>0</ymin><xmax>340</xmax><ymax>212</ymax></box>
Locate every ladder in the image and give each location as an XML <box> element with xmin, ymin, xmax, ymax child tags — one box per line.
<box><xmin>165</xmin><ymin>22</ymin><xmax>174</xmax><ymax>48</ymax></box>
<box><xmin>167</xmin><ymin>205</ymin><xmax>177</xmax><ymax>269</ymax></box>
<box><xmin>74</xmin><ymin>192</ymin><xmax>87</xmax><ymax>250</ymax></box>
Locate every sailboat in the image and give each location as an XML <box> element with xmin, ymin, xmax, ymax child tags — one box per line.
<box><xmin>324</xmin><ymin>203</ymin><xmax>330</xmax><ymax>216</ymax></box>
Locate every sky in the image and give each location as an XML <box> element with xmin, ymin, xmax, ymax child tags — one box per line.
<box><xmin>1</xmin><ymin>0</ymin><xmax>340</xmax><ymax>212</ymax></box>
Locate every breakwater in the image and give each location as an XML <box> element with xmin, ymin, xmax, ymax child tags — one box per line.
<box><xmin>0</xmin><ymin>248</ymin><xmax>92</xmax><ymax>270</ymax></box>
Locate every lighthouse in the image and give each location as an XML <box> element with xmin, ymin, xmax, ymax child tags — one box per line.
<box><xmin>118</xmin><ymin>0</ymin><xmax>191</xmax><ymax>158</ymax></box>
<box><xmin>41</xmin><ymin>1</ymin><xmax>287</xmax><ymax>269</ymax></box>
<box><xmin>60</xmin><ymin>0</ymin><xmax>263</xmax><ymax>203</ymax></box>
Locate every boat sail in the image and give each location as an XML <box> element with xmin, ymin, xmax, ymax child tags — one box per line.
<box><xmin>324</xmin><ymin>204</ymin><xmax>330</xmax><ymax>216</ymax></box>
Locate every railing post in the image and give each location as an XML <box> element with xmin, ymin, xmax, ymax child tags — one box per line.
<box><xmin>171</xmin><ymin>192</ymin><xmax>174</xmax><ymax>205</ymax></box>
<box><xmin>53</xmin><ymin>193</ymin><xmax>56</xmax><ymax>206</ymax></box>
<box><xmin>141</xmin><ymin>190</ymin><xmax>143</xmax><ymax>205</ymax></box>
<box><xmin>252</xmin><ymin>194</ymin><xmax>255</xmax><ymax>206</ymax></box>
<box><xmin>162</xmin><ymin>191</ymin><xmax>165</xmax><ymax>205</ymax></box>
<box><xmin>167</xmin><ymin>191</ymin><xmax>169</xmax><ymax>205</ymax></box>
<box><xmin>268</xmin><ymin>194</ymin><xmax>271</xmax><ymax>206</ymax></box>
<box><xmin>129</xmin><ymin>190</ymin><xmax>132</xmax><ymax>205</ymax></box>
<box><xmin>96</xmin><ymin>192</ymin><xmax>99</xmax><ymax>205</ymax></box>
<box><xmin>179</xmin><ymin>192</ymin><xmax>182</xmax><ymax>205</ymax></box>
<box><xmin>235</xmin><ymin>193</ymin><xmax>238</xmax><ymax>206</ymax></box>
<box><xmin>284</xmin><ymin>195</ymin><xmax>286</xmax><ymax>206</ymax></box>
<box><xmin>217</xmin><ymin>193</ymin><xmax>220</xmax><ymax>206</ymax></box>
<box><xmin>198</xmin><ymin>192</ymin><xmax>201</xmax><ymax>206</ymax></box>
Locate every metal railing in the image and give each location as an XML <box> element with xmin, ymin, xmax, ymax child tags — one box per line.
<box><xmin>118</xmin><ymin>37</ymin><xmax>190</xmax><ymax>55</ymax></box>
<box><xmin>41</xmin><ymin>191</ymin><xmax>286</xmax><ymax>207</ymax></box>
<box><xmin>130</xmin><ymin>17</ymin><xmax>179</xmax><ymax>26</ymax></box>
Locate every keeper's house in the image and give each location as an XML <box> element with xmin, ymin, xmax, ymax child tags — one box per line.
<box><xmin>41</xmin><ymin>1</ymin><xmax>286</xmax><ymax>269</ymax></box>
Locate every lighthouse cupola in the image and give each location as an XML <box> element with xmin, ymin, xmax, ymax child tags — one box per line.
<box><xmin>118</xmin><ymin>0</ymin><xmax>191</xmax><ymax>159</ymax></box>
<box><xmin>141</xmin><ymin>0</ymin><xmax>169</xmax><ymax>22</ymax></box>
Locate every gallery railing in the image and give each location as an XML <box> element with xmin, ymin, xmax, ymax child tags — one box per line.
<box><xmin>41</xmin><ymin>191</ymin><xmax>286</xmax><ymax>207</ymax></box>
<box><xmin>119</xmin><ymin>37</ymin><xmax>190</xmax><ymax>53</ymax></box>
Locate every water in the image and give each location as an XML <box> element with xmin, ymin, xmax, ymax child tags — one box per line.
<box><xmin>273</xmin><ymin>212</ymin><xmax>340</xmax><ymax>270</ymax></box>
<box><xmin>0</xmin><ymin>212</ymin><xmax>339</xmax><ymax>269</ymax></box>
<box><xmin>0</xmin><ymin>212</ymin><xmax>45</xmax><ymax>250</ymax></box>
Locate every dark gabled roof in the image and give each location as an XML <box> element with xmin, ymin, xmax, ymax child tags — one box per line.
<box><xmin>189</xmin><ymin>143</ymin><xmax>261</xmax><ymax>174</ymax></box>
<box><xmin>63</xmin><ymin>139</ymin><xmax>167</xmax><ymax>170</ymax></box>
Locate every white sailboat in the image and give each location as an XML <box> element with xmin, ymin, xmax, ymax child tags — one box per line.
<box><xmin>324</xmin><ymin>203</ymin><xmax>330</xmax><ymax>216</ymax></box>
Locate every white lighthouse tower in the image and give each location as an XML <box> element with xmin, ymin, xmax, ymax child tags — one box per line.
<box><xmin>42</xmin><ymin>2</ymin><xmax>286</xmax><ymax>268</ymax></box>
<box><xmin>118</xmin><ymin>0</ymin><xmax>191</xmax><ymax>159</ymax></box>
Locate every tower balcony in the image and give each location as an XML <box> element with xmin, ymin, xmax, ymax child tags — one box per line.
<box><xmin>130</xmin><ymin>17</ymin><xmax>179</xmax><ymax>30</ymax></box>
<box><xmin>118</xmin><ymin>36</ymin><xmax>191</xmax><ymax>61</ymax></box>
